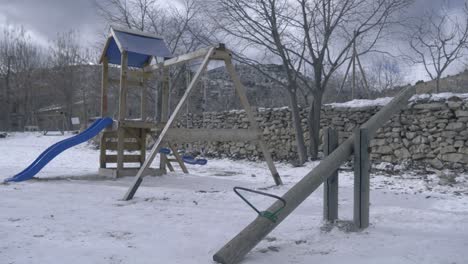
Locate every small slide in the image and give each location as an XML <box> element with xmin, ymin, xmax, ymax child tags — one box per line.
<box><xmin>4</xmin><ymin>117</ymin><xmax>113</xmax><ymax>183</ymax></box>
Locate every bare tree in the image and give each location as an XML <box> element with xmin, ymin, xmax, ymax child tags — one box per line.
<box><xmin>205</xmin><ymin>0</ymin><xmax>309</xmax><ymax>164</ymax></box>
<box><xmin>97</xmin><ymin>0</ymin><xmax>213</xmax><ymax>119</ymax></box>
<box><xmin>206</xmin><ymin>0</ymin><xmax>410</xmax><ymax>160</ymax></box>
<box><xmin>0</xmin><ymin>26</ymin><xmax>45</xmax><ymax>129</ymax></box>
<box><xmin>48</xmin><ymin>30</ymin><xmax>85</xmax><ymax>128</ymax></box>
<box><xmin>407</xmin><ymin>3</ymin><xmax>468</xmax><ymax>93</ymax></box>
<box><xmin>368</xmin><ymin>54</ymin><xmax>404</xmax><ymax>91</ymax></box>
<box><xmin>293</xmin><ymin>0</ymin><xmax>411</xmax><ymax>159</ymax></box>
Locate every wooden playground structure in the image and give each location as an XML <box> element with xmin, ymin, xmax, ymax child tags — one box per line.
<box><xmin>96</xmin><ymin>26</ymin><xmax>415</xmax><ymax>264</ymax></box>
<box><xmin>97</xmin><ymin>27</ymin><xmax>282</xmax><ymax>191</ymax></box>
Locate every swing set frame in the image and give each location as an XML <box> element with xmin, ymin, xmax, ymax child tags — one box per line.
<box><xmin>121</xmin><ymin>43</ymin><xmax>283</xmax><ymax>200</ymax></box>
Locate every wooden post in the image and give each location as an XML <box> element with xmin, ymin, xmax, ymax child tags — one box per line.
<box><xmin>123</xmin><ymin>47</ymin><xmax>215</xmax><ymax>201</ymax></box>
<box><xmin>117</xmin><ymin>51</ymin><xmax>128</xmax><ymax>176</ymax></box>
<box><xmin>100</xmin><ymin>133</ymin><xmax>107</xmax><ymax>168</ymax></box>
<box><xmin>213</xmin><ymin>86</ymin><xmax>415</xmax><ymax>264</ymax></box>
<box><xmin>140</xmin><ymin>128</ymin><xmax>147</xmax><ymax>166</ymax></box>
<box><xmin>141</xmin><ymin>77</ymin><xmax>147</xmax><ymax>121</ymax></box>
<box><xmin>160</xmin><ymin>66</ymin><xmax>170</xmax><ymax>172</ymax></box>
<box><xmin>101</xmin><ymin>57</ymin><xmax>109</xmax><ymax>117</ymax></box>
<box><xmin>224</xmin><ymin>58</ymin><xmax>282</xmax><ymax>186</ymax></box>
<box><xmin>323</xmin><ymin>128</ymin><xmax>338</xmax><ymax>222</ymax></box>
<box><xmin>353</xmin><ymin>128</ymin><xmax>370</xmax><ymax>229</ymax></box>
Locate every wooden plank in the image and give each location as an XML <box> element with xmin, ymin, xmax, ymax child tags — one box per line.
<box><xmin>123</xmin><ymin>47</ymin><xmax>215</xmax><ymax>201</ymax></box>
<box><xmin>109</xmin><ymin>78</ymin><xmax>142</xmax><ymax>87</ymax></box>
<box><xmin>354</xmin><ymin>128</ymin><xmax>370</xmax><ymax>229</ymax></box>
<box><xmin>224</xmin><ymin>57</ymin><xmax>282</xmax><ymax>186</ymax></box>
<box><xmin>164</xmin><ymin>128</ymin><xmax>259</xmax><ymax>143</ymax></box>
<box><xmin>119</xmin><ymin>120</ymin><xmax>156</xmax><ymax>129</ymax></box>
<box><xmin>128</xmin><ymin>70</ymin><xmax>152</xmax><ymax>79</ymax></box>
<box><xmin>169</xmin><ymin>143</ymin><xmax>188</xmax><ymax>174</ymax></box>
<box><xmin>103</xmin><ymin>130</ymin><xmax>141</xmax><ymax>139</ymax></box>
<box><xmin>101</xmin><ymin>57</ymin><xmax>109</xmax><ymax>117</ymax></box>
<box><xmin>212</xmin><ymin>85</ymin><xmax>415</xmax><ymax>264</ymax></box>
<box><xmin>106</xmin><ymin>155</ymin><xmax>143</xmax><ymax>163</ymax></box>
<box><xmin>106</xmin><ymin>142</ymin><xmax>141</xmax><ymax>151</ymax></box>
<box><xmin>99</xmin><ymin>167</ymin><xmax>163</xmax><ymax>178</ymax></box>
<box><xmin>323</xmin><ymin>128</ymin><xmax>339</xmax><ymax>222</ymax></box>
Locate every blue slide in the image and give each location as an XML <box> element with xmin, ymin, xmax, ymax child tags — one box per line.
<box><xmin>4</xmin><ymin>117</ymin><xmax>113</xmax><ymax>183</ymax></box>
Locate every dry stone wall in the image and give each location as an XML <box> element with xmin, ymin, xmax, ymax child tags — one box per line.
<box><xmin>177</xmin><ymin>94</ymin><xmax>468</xmax><ymax>170</ymax></box>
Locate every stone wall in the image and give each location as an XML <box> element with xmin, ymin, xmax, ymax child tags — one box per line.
<box><xmin>177</xmin><ymin>94</ymin><xmax>468</xmax><ymax>170</ymax></box>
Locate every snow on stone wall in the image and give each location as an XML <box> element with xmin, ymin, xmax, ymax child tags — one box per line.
<box><xmin>177</xmin><ymin>93</ymin><xmax>468</xmax><ymax>170</ymax></box>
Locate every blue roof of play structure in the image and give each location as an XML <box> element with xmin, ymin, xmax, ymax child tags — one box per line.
<box><xmin>103</xmin><ymin>27</ymin><xmax>172</xmax><ymax>68</ymax></box>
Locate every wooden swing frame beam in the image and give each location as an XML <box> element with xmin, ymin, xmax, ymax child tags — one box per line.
<box><xmin>123</xmin><ymin>44</ymin><xmax>282</xmax><ymax>201</ymax></box>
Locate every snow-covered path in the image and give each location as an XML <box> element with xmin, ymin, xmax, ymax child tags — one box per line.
<box><xmin>1</xmin><ymin>133</ymin><xmax>467</xmax><ymax>264</ymax></box>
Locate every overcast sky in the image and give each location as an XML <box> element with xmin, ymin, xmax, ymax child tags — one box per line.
<box><xmin>0</xmin><ymin>0</ymin><xmax>466</xmax><ymax>82</ymax></box>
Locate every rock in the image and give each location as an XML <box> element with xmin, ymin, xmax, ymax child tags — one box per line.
<box><xmin>455</xmin><ymin>110</ymin><xmax>468</xmax><ymax>117</ymax></box>
<box><xmin>395</xmin><ymin>148</ymin><xmax>411</xmax><ymax>159</ymax></box>
<box><xmin>429</xmin><ymin>158</ymin><xmax>444</xmax><ymax>169</ymax></box>
<box><xmin>446</xmin><ymin>122</ymin><xmax>465</xmax><ymax>131</ymax></box>
<box><xmin>374</xmin><ymin>145</ymin><xmax>393</xmax><ymax>154</ymax></box>
<box><xmin>440</xmin><ymin>153</ymin><xmax>464</xmax><ymax>163</ymax></box>
<box><xmin>405</xmin><ymin>132</ymin><xmax>417</xmax><ymax>140</ymax></box>
<box><xmin>439</xmin><ymin>146</ymin><xmax>456</xmax><ymax>154</ymax></box>
<box><xmin>413</xmin><ymin>103</ymin><xmax>446</xmax><ymax>110</ymax></box>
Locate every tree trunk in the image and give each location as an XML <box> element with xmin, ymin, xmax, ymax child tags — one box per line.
<box><xmin>308</xmin><ymin>91</ymin><xmax>323</xmax><ymax>160</ymax></box>
<box><xmin>5</xmin><ymin>57</ymin><xmax>11</xmax><ymax>132</ymax></box>
<box><xmin>436</xmin><ymin>77</ymin><xmax>440</xmax><ymax>93</ymax></box>
<box><xmin>288</xmin><ymin>89</ymin><xmax>307</xmax><ymax>165</ymax></box>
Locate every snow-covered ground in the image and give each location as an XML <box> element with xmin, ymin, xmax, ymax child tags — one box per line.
<box><xmin>1</xmin><ymin>132</ymin><xmax>468</xmax><ymax>264</ymax></box>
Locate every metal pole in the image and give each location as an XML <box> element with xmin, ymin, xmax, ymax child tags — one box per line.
<box><xmin>354</xmin><ymin>128</ymin><xmax>370</xmax><ymax>229</ymax></box>
<box><xmin>323</xmin><ymin>128</ymin><xmax>339</xmax><ymax>221</ymax></box>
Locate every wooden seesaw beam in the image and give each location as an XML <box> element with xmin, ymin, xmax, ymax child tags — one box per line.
<box><xmin>213</xmin><ymin>85</ymin><xmax>415</xmax><ymax>264</ymax></box>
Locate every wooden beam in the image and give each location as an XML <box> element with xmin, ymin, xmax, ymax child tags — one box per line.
<box><xmin>123</xmin><ymin>47</ymin><xmax>215</xmax><ymax>201</ymax></box>
<box><xmin>212</xmin><ymin>85</ymin><xmax>415</xmax><ymax>264</ymax></box>
<box><xmin>224</xmin><ymin>57</ymin><xmax>282</xmax><ymax>186</ymax></box>
<box><xmin>116</xmin><ymin>51</ymin><xmax>128</xmax><ymax>176</ymax></box>
<box><xmin>163</xmin><ymin>128</ymin><xmax>259</xmax><ymax>143</ymax></box>
<box><xmin>159</xmin><ymin>66</ymin><xmax>170</xmax><ymax>172</ymax></box>
<box><xmin>144</xmin><ymin>48</ymin><xmax>211</xmax><ymax>72</ymax></box>
<box><xmin>323</xmin><ymin>128</ymin><xmax>339</xmax><ymax>222</ymax></box>
<box><xmin>353</xmin><ymin>128</ymin><xmax>370</xmax><ymax>229</ymax></box>
<box><xmin>143</xmin><ymin>45</ymin><xmax>232</xmax><ymax>72</ymax></box>
<box><xmin>169</xmin><ymin>143</ymin><xmax>188</xmax><ymax>174</ymax></box>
